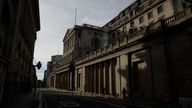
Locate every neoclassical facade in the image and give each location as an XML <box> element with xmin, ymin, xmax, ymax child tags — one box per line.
<box><xmin>105</xmin><ymin>0</ymin><xmax>192</xmax><ymax>43</ymax></box>
<box><xmin>57</xmin><ymin>8</ymin><xmax>191</xmax><ymax>100</ymax></box>
<box><xmin>62</xmin><ymin>24</ymin><xmax>108</xmax><ymax>64</ymax></box>
<box><xmin>0</xmin><ymin>0</ymin><xmax>40</xmax><ymax>104</ymax></box>
<box><xmin>48</xmin><ymin>24</ymin><xmax>109</xmax><ymax>90</ymax></box>
<box><xmin>46</xmin><ymin>0</ymin><xmax>192</xmax><ymax>105</ymax></box>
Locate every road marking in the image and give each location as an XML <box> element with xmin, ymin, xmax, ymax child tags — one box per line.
<box><xmin>59</xmin><ymin>101</ymin><xmax>80</xmax><ymax>107</ymax></box>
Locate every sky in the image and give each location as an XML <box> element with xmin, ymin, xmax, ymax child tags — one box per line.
<box><xmin>34</xmin><ymin>0</ymin><xmax>136</xmax><ymax>80</ymax></box>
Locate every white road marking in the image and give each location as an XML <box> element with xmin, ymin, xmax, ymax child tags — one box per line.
<box><xmin>59</xmin><ymin>101</ymin><xmax>80</xmax><ymax>107</ymax></box>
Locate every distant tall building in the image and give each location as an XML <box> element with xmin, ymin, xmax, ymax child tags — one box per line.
<box><xmin>0</xmin><ymin>0</ymin><xmax>40</xmax><ymax>104</ymax></box>
<box><xmin>46</xmin><ymin>55</ymin><xmax>62</xmax><ymax>87</ymax></box>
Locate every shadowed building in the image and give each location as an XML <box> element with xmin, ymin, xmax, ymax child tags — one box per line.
<box><xmin>104</xmin><ymin>0</ymin><xmax>192</xmax><ymax>44</ymax></box>
<box><xmin>45</xmin><ymin>0</ymin><xmax>192</xmax><ymax>106</ymax></box>
<box><xmin>71</xmin><ymin>7</ymin><xmax>192</xmax><ymax>104</ymax></box>
<box><xmin>54</xmin><ymin>24</ymin><xmax>109</xmax><ymax>90</ymax></box>
<box><xmin>46</xmin><ymin>55</ymin><xmax>62</xmax><ymax>88</ymax></box>
<box><xmin>0</xmin><ymin>0</ymin><xmax>40</xmax><ymax>105</ymax></box>
<box><xmin>62</xmin><ymin>24</ymin><xmax>108</xmax><ymax>63</ymax></box>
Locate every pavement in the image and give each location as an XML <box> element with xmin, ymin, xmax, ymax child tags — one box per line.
<box><xmin>2</xmin><ymin>90</ymin><xmax>40</xmax><ymax>108</ymax></box>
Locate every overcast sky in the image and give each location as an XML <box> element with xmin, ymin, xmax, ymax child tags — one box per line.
<box><xmin>34</xmin><ymin>0</ymin><xmax>135</xmax><ymax>80</ymax></box>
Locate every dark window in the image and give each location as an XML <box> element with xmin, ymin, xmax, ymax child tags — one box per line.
<box><xmin>130</xmin><ymin>21</ymin><xmax>135</xmax><ymax>28</ymax></box>
<box><xmin>117</xmin><ymin>30</ymin><xmax>120</xmax><ymax>35</ymax></box>
<box><xmin>148</xmin><ymin>11</ymin><xmax>153</xmax><ymax>19</ymax></box>
<box><xmin>1</xmin><ymin>1</ymin><xmax>11</xmax><ymax>28</ymax></box>
<box><xmin>139</xmin><ymin>16</ymin><xmax>144</xmax><ymax>24</ymax></box>
<box><xmin>112</xmin><ymin>33</ymin><xmax>115</xmax><ymax>38</ymax></box>
<box><xmin>130</xmin><ymin>11</ymin><xmax>134</xmax><ymax>18</ymax></box>
<box><xmin>94</xmin><ymin>32</ymin><xmax>97</xmax><ymax>36</ymax></box>
<box><xmin>92</xmin><ymin>38</ymin><xmax>99</xmax><ymax>50</ymax></box>
<box><xmin>123</xmin><ymin>26</ymin><xmax>126</xmax><ymax>32</ymax></box>
<box><xmin>157</xmin><ymin>5</ymin><xmax>163</xmax><ymax>14</ymax></box>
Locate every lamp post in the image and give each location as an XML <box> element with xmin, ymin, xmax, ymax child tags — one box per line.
<box><xmin>32</xmin><ymin>61</ymin><xmax>42</xmax><ymax>108</ymax></box>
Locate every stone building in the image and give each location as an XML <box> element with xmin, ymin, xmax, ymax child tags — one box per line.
<box><xmin>63</xmin><ymin>24</ymin><xmax>108</xmax><ymax>63</ymax></box>
<box><xmin>104</xmin><ymin>0</ymin><xmax>192</xmax><ymax>43</ymax></box>
<box><xmin>52</xmin><ymin>24</ymin><xmax>109</xmax><ymax>90</ymax></box>
<box><xmin>60</xmin><ymin>7</ymin><xmax>192</xmax><ymax>103</ymax></box>
<box><xmin>0</xmin><ymin>0</ymin><xmax>40</xmax><ymax>104</ymax></box>
<box><xmin>46</xmin><ymin>55</ymin><xmax>62</xmax><ymax>87</ymax></box>
<box><xmin>45</xmin><ymin>0</ymin><xmax>192</xmax><ymax>105</ymax></box>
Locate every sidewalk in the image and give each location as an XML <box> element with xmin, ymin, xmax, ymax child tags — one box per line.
<box><xmin>3</xmin><ymin>91</ymin><xmax>39</xmax><ymax>108</ymax></box>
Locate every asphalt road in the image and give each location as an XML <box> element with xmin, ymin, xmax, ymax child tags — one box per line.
<box><xmin>42</xmin><ymin>93</ymin><xmax>126</xmax><ymax>108</ymax></box>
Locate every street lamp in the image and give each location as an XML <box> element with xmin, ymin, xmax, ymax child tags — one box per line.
<box><xmin>36</xmin><ymin>61</ymin><xmax>42</xmax><ymax>70</ymax></box>
<box><xmin>32</xmin><ymin>61</ymin><xmax>42</xmax><ymax>108</ymax></box>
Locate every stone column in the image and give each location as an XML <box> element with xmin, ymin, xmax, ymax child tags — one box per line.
<box><xmin>88</xmin><ymin>66</ymin><xmax>91</xmax><ymax>92</ymax></box>
<box><xmin>100</xmin><ymin>62</ymin><xmax>104</xmax><ymax>94</ymax></box>
<box><xmin>98</xmin><ymin>63</ymin><xmax>101</xmax><ymax>94</ymax></box>
<box><xmin>75</xmin><ymin>69</ymin><xmax>78</xmax><ymax>91</ymax></box>
<box><xmin>116</xmin><ymin>56</ymin><xmax>121</xmax><ymax>97</ymax></box>
<box><xmin>105</xmin><ymin>61</ymin><xmax>110</xmax><ymax>95</ymax></box>
<box><xmin>68</xmin><ymin>72</ymin><xmax>70</xmax><ymax>90</ymax></box>
<box><xmin>91</xmin><ymin>65</ymin><xmax>94</xmax><ymax>93</ymax></box>
<box><xmin>55</xmin><ymin>74</ymin><xmax>58</xmax><ymax>88</ymax></box>
<box><xmin>69</xmin><ymin>71</ymin><xmax>73</xmax><ymax>90</ymax></box>
<box><xmin>54</xmin><ymin>74</ymin><xmax>56</xmax><ymax>88</ymax></box>
<box><xmin>84</xmin><ymin>67</ymin><xmax>88</xmax><ymax>92</ymax></box>
<box><xmin>111</xmin><ymin>58</ymin><xmax>116</xmax><ymax>96</ymax></box>
<box><xmin>103</xmin><ymin>62</ymin><xmax>106</xmax><ymax>94</ymax></box>
<box><xmin>49</xmin><ymin>76</ymin><xmax>51</xmax><ymax>87</ymax></box>
<box><xmin>82</xmin><ymin>67</ymin><xmax>85</xmax><ymax>92</ymax></box>
<box><xmin>109</xmin><ymin>60</ymin><xmax>112</xmax><ymax>95</ymax></box>
<box><xmin>94</xmin><ymin>64</ymin><xmax>97</xmax><ymax>93</ymax></box>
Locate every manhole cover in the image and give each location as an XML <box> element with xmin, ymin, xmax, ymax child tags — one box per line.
<box><xmin>59</xmin><ymin>101</ymin><xmax>80</xmax><ymax>107</ymax></box>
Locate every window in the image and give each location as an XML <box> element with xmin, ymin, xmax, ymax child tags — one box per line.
<box><xmin>130</xmin><ymin>11</ymin><xmax>134</xmax><ymax>18</ymax></box>
<box><xmin>1</xmin><ymin>0</ymin><xmax>11</xmax><ymax>28</ymax></box>
<box><xmin>139</xmin><ymin>16</ymin><xmax>144</xmax><ymax>24</ymax></box>
<box><xmin>78</xmin><ymin>38</ymin><xmax>81</xmax><ymax>48</ymax></box>
<box><xmin>130</xmin><ymin>21</ymin><xmax>135</xmax><ymax>28</ymax></box>
<box><xmin>123</xmin><ymin>26</ymin><xmax>126</xmax><ymax>32</ymax></box>
<box><xmin>94</xmin><ymin>32</ymin><xmax>97</xmax><ymax>36</ymax></box>
<box><xmin>117</xmin><ymin>30</ymin><xmax>120</xmax><ymax>35</ymax></box>
<box><xmin>112</xmin><ymin>33</ymin><xmax>115</xmax><ymax>38</ymax></box>
<box><xmin>148</xmin><ymin>11</ymin><xmax>153</xmax><ymax>19</ymax></box>
<box><xmin>157</xmin><ymin>5</ymin><xmax>163</xmax><ymax>14</ymax></box>
<box><xmin>91</xmin><ymin>37</ymin><xmax>99</xmax><ymax>50</ymax></box>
